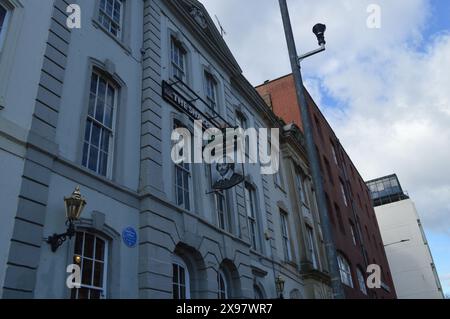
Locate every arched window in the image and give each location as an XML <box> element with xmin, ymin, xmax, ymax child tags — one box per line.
<box><xmin>217</xmin><ymin>270</ymin><xmax>228</xmax><ymax>299</ymax></box>
<box><xmin>253</xmin><ymin>284</ymin><xmax>264</xmax><ymax>299</ymax></box>
<box><xmin>337</xmin><ymin>253</ymin><xmax>353</xmax><ymax>288</ymax></box>
<box><xmin>71</xmin><ymin>231</ymin><xmax>108</xmax><ymax>299</ymax></box>
<box><xmin>172</xmin><ymin>255</ymin><xmax>190</xmax><ymax>299</ymax></box>
<box><xmin>356</xmin><ymin>267</ymin><xmax>367</xmax><ymax>295</ymax></box>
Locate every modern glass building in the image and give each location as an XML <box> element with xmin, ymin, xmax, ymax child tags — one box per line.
<box><xmin>366</xmin><ymin>174</ymin><xmax>409</xmax><ymax>207</ymax></box>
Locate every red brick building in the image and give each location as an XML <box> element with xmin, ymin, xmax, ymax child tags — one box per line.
<box><xmin>256</xmin><ymin>74</ymin><xmax>396</xmax><ymax>299</ymax></box>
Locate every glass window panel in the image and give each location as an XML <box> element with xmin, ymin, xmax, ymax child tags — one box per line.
<box><xmin>172</xmin><ymin>264</ymin><xmax>178</xmax><ymax>284</ymax></box>
<box><xmin>101</xmin><ymin>130</ymin><xmax>110</xmax><ymax>153</ymax></box>
<box><xmin>74</xmin><ymin>232</ymin><xmax>83</xmax><ymax>255</ymax></box>
<box><xmin>179</xmin><ymin>267</ymin><xmax>185</xmax><ymax>285</ymax></box>
<box><xmin>88</xmin><ymin>146</ymin><xmax>99</xmax><ymax>171</ymax></box>
<box><xmin>91</xmin><ymin>123</ymin><xmax>101</xmax><ymax>147</ymax></box>
<box><xmin>82</xmin><ymin>143</ymin><xmax>89</xmax><ymax>167</ymax></box>
<box><xmin>84</xmin><ymin>121</ymin><xmax>92</xmax><ymax>142</ymax></box>
<box><xmin>90</xmin><ymin>289</ymin><xmax>101</xmax><ymax>299</ymax></box>
<box><xmin>99</xmin><ymin>151</ymin><xmax>108</xmax><ymax>176</ymax></box>
<box><xmin>82</xmin><ymin>259</ymin><xmax>93</xmax><ymax>285</ymax></box>
<box><xmin>173</xmin><ymin>284</ymin><xmax>179</xmax><ymax>299</ymax></box>
<box><xmin>84</xmin><ymin>233</ymin><xmax>95</xmax><ymax>258</ymax></box>
<box><xmin>78</xmin><ymin>288</ymin><xmax>89</xmax><ymax>299</ymax></box>
<box><xmin>95</xmin><ymin>238</ymin><xmax>105</xmax><ymax>261</ymax></box>
<box><xmin>93</xmin><ymin>262</ymin><xmax>104</xmax><ymax>287</ymax></box>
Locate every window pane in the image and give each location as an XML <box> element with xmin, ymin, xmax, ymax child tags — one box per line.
<box><xmin>90</xmin><ymin>289</ymin><xmax>101</xmax><ymax>299</ymax></box>
<box><xmin>82</xmin><ymin>143</ymin><xmax>89</xmax><ymax>168</ymax></box>
<box><xmin>172</xmin><ymin>264</ymin><xmax>178</xmax><ymax>284</ymax></box>
<box><xmin>84</xmin><ymin>121</ymin><xmax>92</xmax><ymax>142</ymax></box>
<box><xmin>82</xmin><ymin>259</ymin><xmax>93</xmax><ymax>285</ymax></box>
<box><xmin>95</xmin><ymin>238</ymin><xmax>105</xmax><ymax>261</ymax></box>
<box><xmin>84</xmin><ymin>233</ymin><xmax>95</xmax><ymax>258</ymax></box>
<box><xmin>99</xmin><ymin>151</ymin><xmax>108</xmax><ymax>177</ymax></box>
<box><xmin>93</xmin><ymin>262</ymin><xmax>104</xmax><ymax>287</ymax></box>
<box><xmin>78</xmin><ymin>288</ymin><xmax>89</xmax><ymax>299</ymax></box>
<box><xmin>91</xmin><ymin>123</ymin><xmax>101</xmax><ymax>147</ymax></box>
<box><xmin>88</xmin><ymin>146</ymin><xmax>99</xmax><ymax>171</ymax></box>
<box><xmin>74</xmin><ymin>232</ymin><xmax>83</xmax><ymax>255</ymax></box>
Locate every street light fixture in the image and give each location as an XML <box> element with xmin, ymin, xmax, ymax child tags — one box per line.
<box><xmin>275</xmin><ymin>275</ymin><xmax>285</xmax><ymax>299</ymax></box>
<box><xmin>47</xmin><ymin>186</ymin><xmax>87</xmax><ymax>252</ymax></box>
<box><xmin>384</xmin><ymin>239</ymin><xmax>410</xmax><ymax>247</ymax></box>
<box><xmin>298</xmin><ymin>23</ymin><xmax>327</xmax><ymax>62</ymax></box>
<box><xmin>279</xmin><ymin>0</ymin><xmax>345</xmax><ymax>299</ymax></box>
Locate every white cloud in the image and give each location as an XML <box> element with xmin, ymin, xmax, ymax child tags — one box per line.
<box><xmin>201</xmin><ymin>0</ymin><xmax>450</xmax><ymax>233</ymax></box>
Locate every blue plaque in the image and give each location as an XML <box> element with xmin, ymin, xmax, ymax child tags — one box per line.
<box><xmin>122</xmin><ymin>227</ymin><xmax>137</xmax><ymax>248</ymax></box>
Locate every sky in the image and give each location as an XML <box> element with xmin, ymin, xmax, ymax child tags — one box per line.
<box><xmin>201</xmin><ymin>0</ymin><xmax>450</xmax><ymax>297</ymax></box>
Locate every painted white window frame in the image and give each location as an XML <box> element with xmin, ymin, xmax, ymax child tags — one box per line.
<box><xmin>296</xmin><ymin>172</ymin><xmax>310</xmax><ymax>215</ymax></box>
<box><xmin>245</xmin><ymin>184</ymin><xmax>258</xmax><ymax>250</ymax></box>
<box><xmin>357</xmin><ymin>267</ymin><xmax>368</xmax><ymax>295</ymax></box>
<box><xmin>215</xmin><ymin>191</ymin><xmax>228</xmax><ymax>231</ymax></box>
<box><xmin>173</xmin><ymin>121</ymin><xmax>192</xmax><ymax>211</ymax></box>
<box><xmin>337</xmin><ymin>254</ymin><xmax>353</xmax><ymax>288</ymax></box>
<box><xmin>82</xmin><ymin>71</ymin><xmax>118</xmax><ymax>178</ymax></box>
<box><xmin>217</xmin><ymin>270</ymin><xmax>228</xmax><ymax>299</ymax></box>
<box><xmin>280</xmin><ymin>211</ymin><xmax>292</xmax><ymax>262</ymax></box>
<box><xmin>204</xmin><ymin>70</ymin><xmax>218</xmax><ymax>111</ymax></box>
<box><xmin>98</xmin><ymin>0</ymin><xmax>124</xmax><ymax>39</ymax></box>
<box><xmin>172</xmin><ymin>255</ymin><xmax>191</xmax><ymax>299</ymax></box>
<box><xmin>72</xmin><ymin>231</ymin><xmax>109</xmax><ymax>299</ymax></box>
<box><xmin>306</xmin><ymin>225</ymin><xmax>318</xmax><ymax>269</ymax></box>
<box><xmin>170</xmin><ymin>36</ymin><xmax>186</xmax><ymax>81</ymax></box>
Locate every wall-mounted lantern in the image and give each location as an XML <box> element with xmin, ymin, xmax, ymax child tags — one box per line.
<box><xmin>47</xmin><ymin>186</ymin><xmax>87</xmax><ymax>252</ymax></box>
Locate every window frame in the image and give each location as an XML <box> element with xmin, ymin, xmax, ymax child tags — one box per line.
<box><xmin>173</xmin><ymin>120</ymin><xmax>192</xmax><ymax>211</ymax></box>
<box><xmin>356</xmin><ymin>267</ymin><xmax>368</xmax><ymax>295</ymax></box>
<box><xmin>280</xmin><ymin>210</ymin><xmax>292</xmax><ymax>262</ymax></box>
<box><xmin>339</xmin><ymin>179</ymin><xmax>348</xmax><ymax>207</ymax></box>
<box><xmin>337</xmin><ymin>254</ymin><xmax>353</xmax><ymax>288</ymax></box>
<box><xmin>204</xmin><ymin>71</ymin><xmax>218</xmax><ymax>111</ymax></box>
<box><xmin>82</xmin><ymin>70</ymin><xmax>119</xmax><ymax>179</ymax></box>
<box><xmin>244</xmin><ymin>183</ymin><xmax>258</xmax><ymax>250</ymax></box>
<box><xmin>215</xmin><ymin>191</ymin><xmax>228</xmax><ymax>231</ymax></box>
<box><xmin>306</xmin><ymin>225</ymin><xmax>318</xmax><ymax>269</ymax></box>
<box><xmin>71</xmin><ymin>231</ymin><xmax>109</xmax><ymax>299</ymax></box>
<box><xmin>349</xmin><ymin>221</ymin><xmax>357</xmax><ymax>246</ymax></box>
<box><xmin>97</xmin><ymin>0</ymin><xmax>124</xmax><ymax>39</ymax></box>
<box><xmin>170</xmin><ymin>36</ymin><xmax>187</xmax><ymax>82</ymax></box>
<box><xmin>172</xmin><ymin>255</ymin><xmax>191</xmax><ymax>300</ymax></box>
<box><xmin>217</xmin><ymin>270</ymin><xmax>228</xmax><ymax>299</ymax></box>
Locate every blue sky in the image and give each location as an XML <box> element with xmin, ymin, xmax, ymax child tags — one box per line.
<box><xmin>202</xmin><ymin>0</ymin><xmax>450</xmax><ymax>297</ymax></box>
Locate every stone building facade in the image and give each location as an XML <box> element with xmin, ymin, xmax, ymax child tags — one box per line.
<box><xmin>0</xmin><ymin>0</ymin><xmax>331</xmax><ymax>299</ymax></box>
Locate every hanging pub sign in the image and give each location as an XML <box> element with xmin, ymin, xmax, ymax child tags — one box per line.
<box><xmin>206</xmin><ymin>127</ymin><xmax>245</xmax><ymax>191</ymax></box>
<box><xmin>162</xmin><ymin>80</ymin><xmax>245</xmax><ymax>191</ymax></box>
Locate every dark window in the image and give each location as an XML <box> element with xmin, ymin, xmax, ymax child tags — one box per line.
<box><xmin>323</xmin><ymin>156</ymin><xmax>334</xmax><ymax>185</ymax></box>
<box><xmin>71</xmin><ymin>232</ymin><xmax>107</xmax><ymax>299</ymax></box>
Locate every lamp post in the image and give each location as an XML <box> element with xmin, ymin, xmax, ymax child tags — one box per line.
<box><xmin>47</xmin><ymin>186</ymin><xmax>87</xmax><ymax>252</ymax></box>
<box><xmin>278</xmin><ymin>0</ymin><xmax>345</xmax><ymax>299</ymax></box>
<box><xmin>275</xmin><ymin>275</ymin><xmax>285</xmax><ymax>299</ymax></box>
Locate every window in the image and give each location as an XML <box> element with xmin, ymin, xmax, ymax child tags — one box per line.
<box><xmin>217</xmin><ymin>270</ymin><xmax>228</xmax><ymax>299</ymax></box>
<box><xmin>174</xmin><ymin>121</ymin><xmax>191</xmax><ymax>211</ymax></box>
<box><xmin>71</xmin><ymin>232</ymin><xmax>108</xmax><ymax>299</ymax></box>
<box><xmin>339</xmin><ymin>180</ymin><xmax>348</xmax><ymax>206</ymax></box>
<box><xmin>280</xmin><ymin>211</ymin><xmax>292</xmax><ymax>262</ymax></box>
<box><xmin>205</xmin><ymin>71</ymin><xmax>218</xmax><ymax>110</ymax></box>
<box><xmin>245</xmin><ymin>184</ymin><xmax>258</xmax><ymax>250</ymax></box>
<box><xmin>337</xmin><ymin>254</ymin><xmax>353</xmax><ymax>288</ymax></box>
<box><xmin>254</xmin><ymin>285</ymin><xmax>264</xmax><ymax>299</ymax></box>
<box><xmin>172</xmin><ymin>256</ymin><xmax>190</xmax><ymax>299</ymax></box>
<box><xmin>349</xmin><ymin>222</ymin><xmax>357</xmax><ymax>246</ymax></box>
<box><xmin>335</xmin><ymin>203</ymin><xmax>345</xmax><ymax>233</ymax></box>
<box><xmin>0</xmin><ymin>4</ymin><xmax>9</xmax><ymax>50</ymax></box>
<box><xmin>357</xmin><ymin>267</ymin><xmax>368</xmax><ymax>295</ymax></box>
<box><xmin>296</xmin><ymin>172</ymin><xmax>310</xmax><ymax>215</ymax></box>
<box><xmin>215</xmin><ymin>191</ymin><xmax>227</xmax><ymax>231</ymax></box>
<box><xmin>330</xmin><ymin>141</ymin><xmax>338</xmax><ymax>165</ymax></box>
<box><xmin>82</xmin><ymin>71</ymin><xmax>117</xmax><ymax>177</ymax></box>
<box><xmin>324</xmin><ymin>157</ymin><xmax>334</xmax><ymax>185</ymax></box>
<box><xmin>98</xmin><ymin>0</ymin><xmax>123</xmax><ymax>38</ymax></box>
<box><xmin>171</xmin><ymin>37</ymin><xmax>186</xmax><ymax>81</ymax></box>
<box><xmin>306</xmin><ymin>226</ymin><xmax>318</xmax><ymax>269</ymax></box>
<box><xmin>236</xmin><ymin>112</ymin><xmax>249</xmax><ymax>156</ymax></box>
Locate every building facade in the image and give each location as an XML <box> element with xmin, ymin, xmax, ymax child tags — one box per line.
<box><xmin>367</xmin><ymin>175</ymin><xmax>444</xmax><ymax>299</ymax></box>
<box><xmin>0</xmin><ymin>0</ymin><xmax>332</xmax><ymax>299</ymax></box>
<box><xmin>256</xmin><ymin>74</ymin><xmax>397</xmax><ymax>298</ymax></box>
